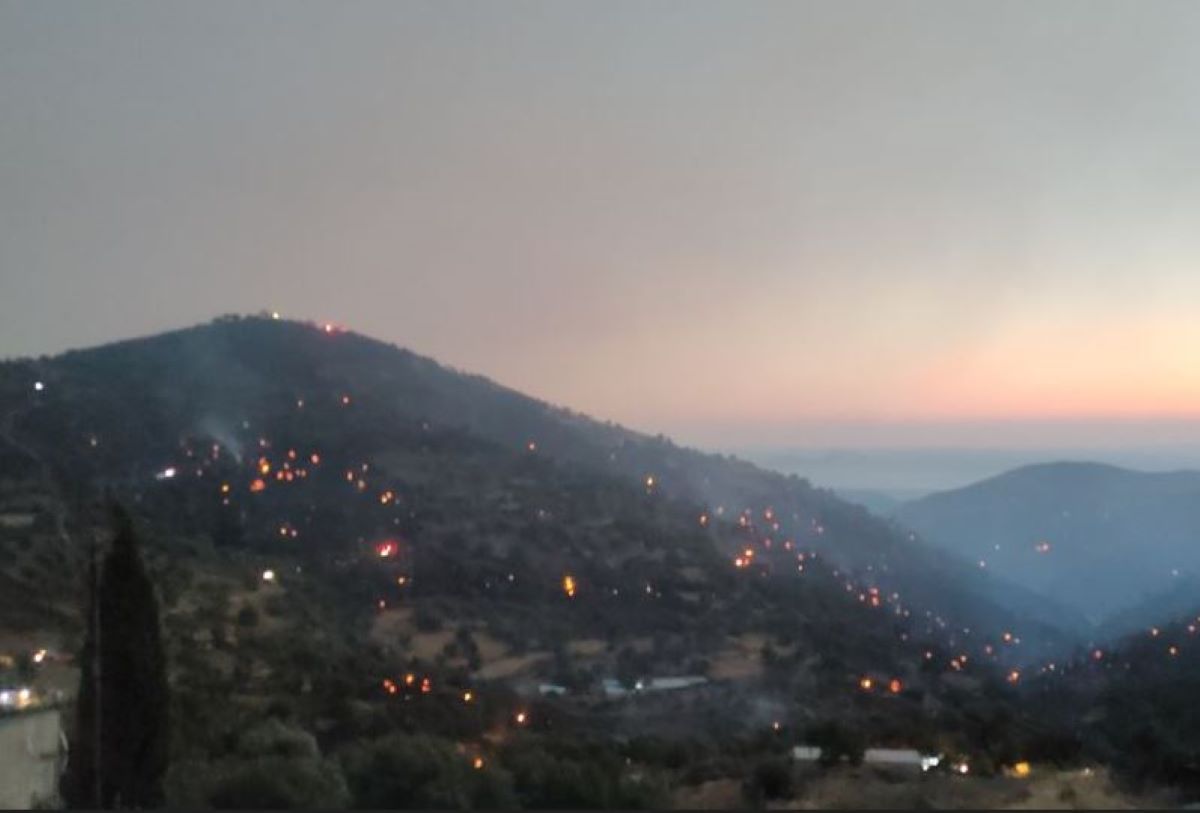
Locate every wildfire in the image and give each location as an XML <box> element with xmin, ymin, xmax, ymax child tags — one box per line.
<box><xmin>888</xmin><ymin>678</ymin><xmax>903</xmax><ymax>694</ymax></box>
<box><xmin>562</xmin><ymin>574</ymin><xmax>577</xmax><ymax>598</ymax></box>
<box><xmin>377</xmin><ymin>541</ymin><xmax>397</xmax><ymax>558</ymax></box>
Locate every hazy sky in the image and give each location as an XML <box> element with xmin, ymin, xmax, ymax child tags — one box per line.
<box><xmin>4</xmin><ymin>1</ymin><xmax>1200</xmax><ymax>450</ymax></box>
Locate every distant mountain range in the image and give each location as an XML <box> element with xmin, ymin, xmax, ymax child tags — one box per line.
<box><xmin>894</xmin><ymin>462</ymin><xmax>1200</xmax><ymax>626</ymax></box>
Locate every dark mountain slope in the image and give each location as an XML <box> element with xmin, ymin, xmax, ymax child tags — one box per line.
<box><xmin>896</xmin><ymin>462</ymin><xmax>1200</xmax><ymax>624</ymax></box>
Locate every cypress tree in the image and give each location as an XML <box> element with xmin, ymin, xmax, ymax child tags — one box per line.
<box><xmin>66</xmin><ymin>505</ymin><xmax>169</xmax><ymax>808</ymax></box>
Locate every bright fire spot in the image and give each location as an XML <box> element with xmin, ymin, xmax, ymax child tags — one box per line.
<box><xmin>310</xmin><ymin>453</ymin><xmax>321</xmax><ymax>465</ymax></box>
<box><xmin>515</xmin><ymin>711</ymin><xmax>527</xmax><ymax>725</ymax></box>
<box><xmin>1007</xmin><ymin>669</ymin><xmax>1021</xmax><ymax>684</ymax></box>
<box><xmin>404</xmin><ymin>673</ymin><xmax>415</xmax><ymax>686</ymax></box>
<box><xmin>473</xmin><ymin>757</ymin><xmax>484</xmax><ymax>770</ymax></box>
<box><xmin>1013</xmin><ymin>761</ymin><xmax>1032</xmax><ymax>778</ymax></box>
<box><xmin>562</xmin><ymin>574</ymin><xmax>577</xmax><ymax>598</ymax></box>
<box><xmin>249</xmin><ymin>479</ymin><xmax>266</xmax><ymax>493</ymax></box>
<box><xmin>859</xmin><ymin>677</ymin><xmax>873</xmax><ymax>691</ymax></box>
<box><xmin>888</xmin><ymin>679</ymin><xmax>903</xmax><ymax>694</ymax></box>
<box><xmin>420</xmin><ymin>677</ymin><xmax>432</xmax><ymax>694</ymax></box>
<box><xmin>262</xmin><ymin>569</ymin><xmax>276</xmax><ymax>583</ymax></box>
<box><xmin>220</xmin><ymin>483</ymin><xmax>231</xmax><ymax>494</ymax></box>
<box><xmin>463</xmin><ymin>691</ymin><xmax>473</xmax><ymax>703</ymax></box>
<box><xmin>377</xmin><ymin>541</ymin><xmax>397</xmax><ymax>558</ymax></box>
<box><xmin>32</xmin><ymin>649</ymin><xmax>47</xmax><ymax>664</ymax></box>
<box><xmin>1169</xmin><ymin>646</ymin><xmax>1179</xmax><ymax>657</ymax></box>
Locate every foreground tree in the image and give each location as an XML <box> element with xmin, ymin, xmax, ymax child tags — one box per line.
<box><xmin>65</xmin><ymin>505</ymin><xmax>169</xmax><ymax>808</ymax></box>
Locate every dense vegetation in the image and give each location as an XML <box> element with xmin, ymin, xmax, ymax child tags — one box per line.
<box><xmin>1</xmin><ymin>315</ymin><xmax>1197</xmax><ymax>806</ymax></box>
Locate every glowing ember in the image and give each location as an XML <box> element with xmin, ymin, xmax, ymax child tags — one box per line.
<box><xmin>562</xmin><ymin>574</ymin><xmax>577</xmax><ymax>598</ymax></box>
<box><xmin>859</xmin><ymin>677</ymin><xmax>873</xmax><ymax>691</ymax></box>
<box><xmin>888</xmin><ymin>679</ymin><xmax>903</xmax><ymax>694</ymax></box>
<box><xmin>1007</xmin><ymin>669</ymin><xmax>1021</xmax><ymax>684</ymax></box>
<box><xmin>462</xmin><ymin>691</ymin><xmax>473</xmax><ymax>703</ymax></box>
<box><xmin>473</xmin><ymin>757</ymin><xmax>484</xmax><ymax>770</ymax></box>
<box><xmin>377</xmin><ymin>541</ymin><xmax>397</xmax><ymax>558</ymax></box>
<box><xmin>515</xmin><ymin>711</ymin><xmax>527</xmax><ymax>725</ymax></box>
<box><xmin>1012</xmin><ymin>761</ymin><xmax>1031</xmax><ymax>778</ymax></box>
<box><xmin>249</xmin><ymin>479</ymin><xmax>266</xmax><ymax>493</ymax></box>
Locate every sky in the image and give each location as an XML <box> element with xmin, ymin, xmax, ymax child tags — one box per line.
<box><xmin>4</xmin><ymin>1</ymin><xmax>1200</xmax><ymax>454</ymax></box>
